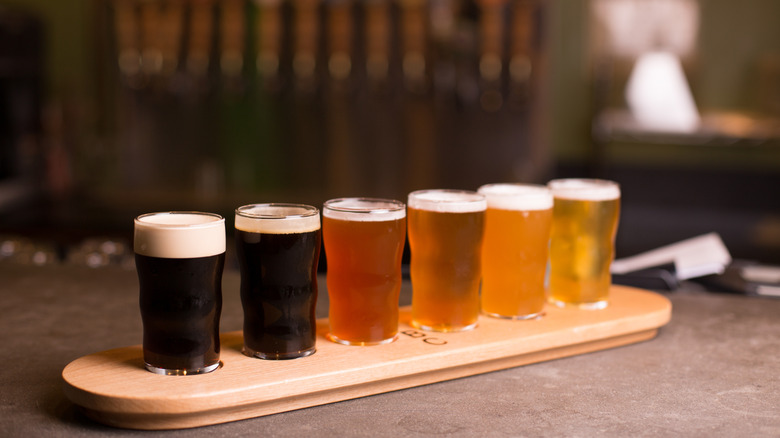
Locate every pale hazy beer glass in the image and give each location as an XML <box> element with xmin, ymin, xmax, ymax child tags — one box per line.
<box><xmin>548</xmin><ymin>179</ymin><xmax>620</xmax><ymax>309</ymax></box>
<box><xmin>235</xmin><ymin>204</ymin><xmax>321</xmax><ymax>360</ymax></box>
<box><xmin>134</xmin><ymin>212</ymin><xmax>225</xmax><ymax>375</ymax></box>
<box><xmin>478</xmin><ymin>183</ymin><xmax>553</xmax><ymax>319</ymax></box>
<box><xmin>322</xmin><ymin>198</ymin><xmax>407</xmax><ymax>346</ymax></box>
<box><xmin>408</xmin><ymin>189</ymin><xmax>486</xmax><ymax>332</ymax></box>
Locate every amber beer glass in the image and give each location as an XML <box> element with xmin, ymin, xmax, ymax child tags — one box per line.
<box><xmin>134</xmin><ymin>212</ymin><xmax>225</xmax><ymax>375</ymax></box>
<box><xmin>322</xmin><ymin>198</ymin><xmax>406</xmax><ymax>345</ymax></box>
<box><xmin>235</xmin><ymin>204</ymin><xmax>321</xmax><ymax>360</ymax></box>
<box><xmin>408</xmin><ymin>190</ymin><xmax>486</xmax><ymax>332</ymax></box>
<box><xmin>478</xmin><ymin>183</ymin><xmax>553</xmax><ymax>319</ymax></box>
<box><xmin>548</xmin><ymin>179</ymin><xmax>621</xmax><ymax>309</ymax></box>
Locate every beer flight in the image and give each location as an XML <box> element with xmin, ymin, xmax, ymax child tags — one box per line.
<box><xmin>133</xmin><ymin>179</ymin><xmax>620</xmax><ymax>376</ymax></box>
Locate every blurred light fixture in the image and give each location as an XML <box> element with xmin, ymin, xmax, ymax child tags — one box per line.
<box><xmin>591</xmin><ymin>0</ymin><xmax>701</xmax><ymax>132</ymax></box>
<box><xmin>591</xmin><ymin>0</ymin><xmax>699</xmax><ymax>59</ymax></box>
<box><xmin>625</xmin><ymin>51</ymin><xmax>700</xmax><ymax>132</ymax></box>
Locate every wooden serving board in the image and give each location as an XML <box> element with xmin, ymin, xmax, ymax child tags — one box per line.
<box><xmin>62</xmin><ymin>285</ymin><xmax>671</xmax><ymax>430</ymax></box>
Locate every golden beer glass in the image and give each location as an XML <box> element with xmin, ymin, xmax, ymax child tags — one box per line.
<box><xmin>548</xmin><ymin>179</ymin><xmax>620</xmax><ymax>309</ymax></box>
<box><xmin>322</xmin><ymin>198</ymin><xmax>407</xmax><ymax>346</ymax></box>
<box><xmin>408</xmin><ymin>189</ymin><xmax>486</xmax><ymax>332</ymax></box>
<box><xmin>478</xmin><ymin>183</ymin><xmax>553</xmax><ymax>319</ymax></box>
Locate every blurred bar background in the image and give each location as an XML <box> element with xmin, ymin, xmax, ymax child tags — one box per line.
<box><xmin>0</xmin><ymin>0</ymin><xmax>779</xmax><ymax>267</ymax></box>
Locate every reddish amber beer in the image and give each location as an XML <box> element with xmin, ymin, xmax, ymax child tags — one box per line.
<box><xmin>407</xmin><ymin>190</ymin><xmax>486</xmax><ymax>332</ymax></box>
<box><xmin>478</xmin><ymin>184</ymin><xmax>553</xmax><ymax>319</ymax></box>
<box><xmin>322</xmin><ymin>198</ymin><xmax>406</xmax><ymax>345</ymax></box>
<box><xmin>548</xmin><ymin>179</ymin><xmax>620</xmax><ymax>309</ymax></box>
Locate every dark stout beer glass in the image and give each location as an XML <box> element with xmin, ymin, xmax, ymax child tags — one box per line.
<box><xmin>134</xmin><ymin>211</ymin><xmax>226</xmax><ymax>375</ymax></box>
<box><xmin>235</xmin><ymin>204</ymin><xmax>321</xmax><ymax>359</ymax></box>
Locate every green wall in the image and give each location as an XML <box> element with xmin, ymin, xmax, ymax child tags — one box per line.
<box><xmin>3</xmin><ymin>0</ymin><xmax>95</xmax><ymax>101</ymax></box>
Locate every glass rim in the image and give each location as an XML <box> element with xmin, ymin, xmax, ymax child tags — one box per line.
<box><xmin>547</xmin><ymin>178</ymin><xmax>620</xmax><ymax>201</ymax></box>
<box><xmin>408</xmin><ymin>189</ymin><xmax>485</xmax><ymax>201</ymax></box>
<box><xmin>134</xmin><ymin>211</ymin><xmax>225</xmax><ymax>229</ymax></box>
<box><xmin>477</xmin><ymin>183</ymin><xmax>553</xmax><ymax>211</ymax></box>
<box><xmin>547</xmin><ymin>178</ymin><xmax>620</xmax><ymax>189</ymax></box>
<box><xmin>235</xmin><ymin>203</ymin><xmax>319</xmax><ymax>220</ymax></box>
<box><xmin>323</xmin><ymin>197</ymin><xmax>406</xmax><ymax>215</ymax></box>
<box><xmin>407</xmin><ymin>189</ymin><xmax>486</xmax><ymax>212</ymax></box>
<box><xmin>477</xmin><ymin>183</ymin><xmax>551</xmax><ymax>196</ymax></box>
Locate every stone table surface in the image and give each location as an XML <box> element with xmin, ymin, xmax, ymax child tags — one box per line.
<box><xmin>1</xmin><ymin>264</ymin><xmax>778</xmax><ymax>437</ymax></box>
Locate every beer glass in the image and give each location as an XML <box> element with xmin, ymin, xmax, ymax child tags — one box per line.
<box><xmin>548</xmin><ymin>179</ymin><xmax>621</xmax><ymax>309</ymax></box>
<box><xmin>478</xmin><ymin>183</ymin><xmax>553</xmax><ymax>319</ymax></box>
<box><xmin>407</xmin><ymin>189</ymin><xmax>486</xmax><ymax>332</ymax></box>
<box><xmin>134</xmin><ymin>212</ymin><xmax>225</xmax><ymax>375</ymax></box>
<box><xmin>235</xmin><ymin>204</ymin><xmax>321</xmax><ymax>360</ymax></box>
<box><xmin>322</xmin><ymin>198</ymin><xmax>406</xmax><ymax>346</ymax></box>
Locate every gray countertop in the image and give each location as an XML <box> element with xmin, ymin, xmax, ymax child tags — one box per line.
<box><xmin>1</xmin><ymin>264</ymin><xmax>778</xmax><ymax>437</ymax></box>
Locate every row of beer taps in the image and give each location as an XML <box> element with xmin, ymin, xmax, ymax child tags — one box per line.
<box><xmin>112</xmin><ymin>0</ymin><xmax>540</xmax><ymax>109</ymax></box>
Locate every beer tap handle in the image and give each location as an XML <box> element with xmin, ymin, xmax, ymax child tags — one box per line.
<box><xmin>159</xmin><ymin>0</ymin><xmax>185</xmax><ymax>79</ymax></box>
<box><xmin>399</xmin><ymin>0</ymin><xmax>436</xmax><ymax>191</ymax></box>
<box><xmin>327</xmin><ymin>0</ymin><xmax>353</xmax><ymax>87</ymax></box>
<box><xmin>323</xmin><ymin>0</ymin><xmax>357</xmax><ymax>193</ymax></box>
<box><xmin>509</xmin><ymin>0</ymin><xmax>534</xmax><ymax>103</ymax></box>
<box><xmin>220</xmin><ymin>0</ymin><xmax>246</xmax><ymax>80</ymax></box>
<box><xmin>114</xmin><ymin>0</ymin><xmax>142</xmax><ymax>83</ymax></box>
<box><xmin>254</xmin><ymin>0</ymin><xmax>282</xmax><ymax>85</ymax></box>
<box><xmin>140</xmin><ymin>0</ymin><xmax>163</xmax><ymax>78</ymax></box>
<box><xmin>292</xmin><ymin>0</ymin><xmax>321</xmax><ymax>93</ymax></box>
<box><xmin>398</xmin><ymin>0</ymin><xmax>428</xmax><ymax>93</ymax></box>
<box><xmin>186</xmin><ymin>0</ymin><xmax>215</xmax><ymax>80</ymax></box>
<box><xmin>364</xmin><ymin>0</ymin><xmax>390</xmax><ymax>87</ymax></box>
<box><xmin>477</xmin><ymin>0</ymin><xmax>508</xmax><ymax>111</ymax></box>
<box><xmin>428</xmin><ymin>0</ymin><xmax>458</xmax><ymax>99</ymax></box>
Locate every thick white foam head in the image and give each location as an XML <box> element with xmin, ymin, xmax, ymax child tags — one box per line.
<box><xmin>323</xmin><ymin>198</ymin><xmax>406</xmax><ymax>222</ymax></box>
<box><xmin>134</xmin><ymin>212</ymin><xmax>225</xmax><ymax>258</ymax></box>
<box><xmin>235</xmin><ymin>204</ymin><xmax>320</xmax><ymax>234</ymax></box>
<box><xmin>548</xmin><ymin>179</ymin><xmax>621</xmax><ymax>201</ymax></box>
<box><xmin>407</xmin><ymin>190</ymin><xmax>486</xmax><ymax>213</ymax></box>
<box><xmin>478</xmin><ymin>184</ymin><xmax>553</xmax><ymax>211</ymax></box>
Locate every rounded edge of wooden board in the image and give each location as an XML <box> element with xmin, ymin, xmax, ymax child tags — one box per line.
<box><xmin>62</xmin><ymin>286</ymin><xmax>672</xmax><ymax>429</ymax></box>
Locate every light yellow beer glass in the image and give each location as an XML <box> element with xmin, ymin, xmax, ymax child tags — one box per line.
<box><xmin>478</xmin><ymin>183</ymin><xmax>553</xmax><ymax>319</ymax></box>
<box><xmin>548</xmin><ymin>179</ymin><xmax>620</xmax><ymax>309</ymax></box>
<box><xmin>408</xmin><ymin>189</ymin><xmax>486</xmax><ymax>332</ymax></box>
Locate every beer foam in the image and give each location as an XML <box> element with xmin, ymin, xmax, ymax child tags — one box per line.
<box><xmin>323</xmin><ymin>198</ymin><xmax>406</xmax><ymax>222</ymax></box>
<box><xmin>478</xmin><ymin>184</ymin><xmax>553</xmax><ymax>211</ymax></box>
<box><xmin>134</xmin><ymin>212</ymin><xmax>226</xmax><ymax>258</ymax></box>
<box><xmin>235</xmin><ymin>204</ymin><xmax>320</xmax><ymax>234</ymax></box>
<box><xmin>407</xmin><ymin>190</ymin><xmax>487</xmax><ymax>213</ymax></box>
<box><xmin>548</xmin><ymin>179</ymin><xmax>621</xmax><ymax>201</ymax></box>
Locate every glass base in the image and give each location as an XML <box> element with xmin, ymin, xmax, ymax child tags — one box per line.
<box><xmin>409</xmin><ymin>321</ymin><xmax>478</xmax><ymax>333</ymax></box>
<box><xmin>326</xmin><ymin>333</ymin><xmax>398</xmax><ymax>346</ymax></box>
<box><xmin>145</xmin><ymin>361</ymin><xmax>221</xmax><ymax>376</ymax></box>
<box><xmin>548</xmin><ymin>298</ymin><xmax>608</xmax><ymax>310</ymax></box>
<box><xmin>243</xmin><ymin>346</ymin><xmax>316</xmax><ymax>360</ymax></box>
<box><xmin>483</xmin><ymin>310</ymin><xmax>545</xmax><ymax>320</ymax></box>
